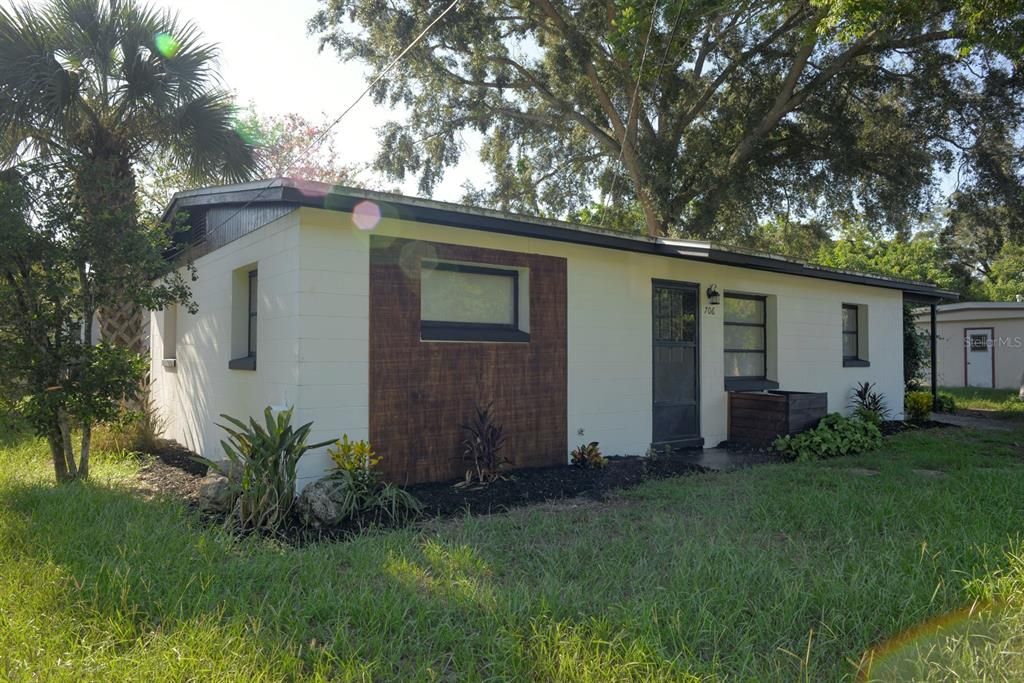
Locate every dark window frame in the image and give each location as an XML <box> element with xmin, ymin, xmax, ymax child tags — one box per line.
<box><xmin>842</xmin><ymin>303</ymin><xmax>868</xmax><ymax>367</ymax></box>
<box><xmin>723</xmin><ymin>293</ymin><xmax>768</xmax><ymax>381</ymax></box>
<box><xmin>420</xmin><ymin>261</ymin><xmax>529</xmax><ymax>342</ymax></box>
<box><xmin>229</xmin><ymin>269</ymin><xmax>258</xmax><ymax>370</ymax></box>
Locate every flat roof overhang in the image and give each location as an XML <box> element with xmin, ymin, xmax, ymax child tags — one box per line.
<box><xmin>166</xmin><ymin>178</ymin><xmax>959</xmax><ymax>302</ymax></box>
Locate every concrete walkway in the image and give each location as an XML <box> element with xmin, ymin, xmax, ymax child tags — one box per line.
<box><xmin>931</xmin><ymin>412</ymin><xmax>1020</xmax><ymax>431</ymax></box>
<box><xmin>676</xmin><ymin>448</ymin><xmax>776</xmax><ymax>472</ymax></box>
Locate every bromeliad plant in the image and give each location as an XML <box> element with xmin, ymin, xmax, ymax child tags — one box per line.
<box><xmin>324</xmin><ymin>435</ymin><xmax>420</xmax><ymax>524</ymax></box>
<box><xmin>459</xmin><ymin>403</ymin><xmax>509</xmax><ymax>485</ymax></box>
<box><xmin>205</xmin><ymin>407</ymin><xmax>334</xmax><ymax>532</ymax></box>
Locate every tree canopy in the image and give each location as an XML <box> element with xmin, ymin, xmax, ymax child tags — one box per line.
<box><xmin>311</xmin><ymin>0</ymin><xmax>1022</xmax><ymax>239</ymax></box>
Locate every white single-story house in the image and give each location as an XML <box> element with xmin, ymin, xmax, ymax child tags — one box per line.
<box><xmin>150</xmin><ymin>179</ymin><xmax>955</xmax><ymax>485</ymax></box>
<box><xmin>914</xmin><ymin>302</ymin><xmax>1024</xmax><ymax>389</ymax></box>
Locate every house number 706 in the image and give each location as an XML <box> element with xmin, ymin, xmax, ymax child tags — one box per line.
<box><xmin>704</xmin><ymin>306</ymin><xmax>717</xmax><ymax>315</ymax></box>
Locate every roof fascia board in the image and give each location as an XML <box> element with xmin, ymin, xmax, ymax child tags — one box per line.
<box><xmin>166</xmin><ymin>181</ymin><xmax>957</xmax><ymax>300</ymax></box>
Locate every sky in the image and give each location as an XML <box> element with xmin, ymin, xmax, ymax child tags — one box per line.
<box><xmin>8</xmin><ymin>0</ymin><xmax>483</xmax><ymax>199</ymax></box>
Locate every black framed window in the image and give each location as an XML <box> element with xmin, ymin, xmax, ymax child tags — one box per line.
<box><xmin>843</xmin><ymin>304</ymin><xmax>862</xmax><ymax>359</ymax></box>
<box><xmin>420</xmin><ymin>262</ymin><xmax>529</xmax><ymax>342</ymax></box>
<box><xmin>724</xmin><ymin>294</ymin><xmax>766</xmax><ymax>378</ymax></box>
<box><xmin>247</xmin><ymin>270</ymin><xmax>258</xmax><ymax>357</ymax></box>
<box><xmin>842</xmin><ymin>304</ymin><xmax>868</xmax><ymax>366</ymax></box>
<box><xmin>229</xmin><ymin>269</ymin><xmax>258</xmax><ymax>370</ymax></box>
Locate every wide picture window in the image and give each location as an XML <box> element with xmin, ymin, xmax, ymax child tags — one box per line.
<box><xmin>421</xmin><ymin>262</ymin><xmax>529</xmax><ymax>342</ymax></box>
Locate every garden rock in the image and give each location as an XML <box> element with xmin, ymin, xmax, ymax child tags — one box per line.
<box><xmin>296</xmin><ymin>479</ymin><xmax>345</xmax><ymax>528</ymax></box>
<box><xmin>197</xmin><ymin>473</ymin><xmax>235</xmax><ymax>513</ymax></box>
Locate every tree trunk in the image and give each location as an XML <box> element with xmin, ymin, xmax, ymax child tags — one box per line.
<box><xmin>79</xmin><ymin>421</ymin><xmax>91</xmax><ymax>480</ymax></box>
<box><xmin>57</xmin><ymin>410</ymin><xmax>79</xmax><ymax>480</ymax></box>
<box><xmin>47</xmin><ymin>431</ymin><xmax>71</xmax><ymax>483</ymax></box>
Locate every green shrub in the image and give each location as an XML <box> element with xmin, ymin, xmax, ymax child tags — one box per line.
<box><xmin>322</xmin><ymin>436</ymin><xmax>420</xmax><ymax>524</ymax></box>
<box><xmin>904</xmin><ymin>391</ymin><xmax>933</xmax><ymax>422</ymax></box>
<box><xmin>204</xmin><ymin>407</ymin><xmax>335</xmax><ymax>532</ymax></box>
<box><xmin>935</xmin><ymin>392</ymin><xmax>957</xmax><ymax>414</ymax></box>
<box><xmin>773</xmin><ymin>413</ymin><xmax>883</xmax><ymax>462</ymax></box>
<box><xmin>848</xmin><ymin>381</ymin><xmax>891</xmax><ymax>426</ymax></box>
<box><xmin>570</xmin><ymin>441</ymin><xmax>607</xmax><ymax>468</ymax></box>
<box><xmin>460</xmin><ymin>403</ymin><xmax>509</xmax><ymax>485</ymax></box>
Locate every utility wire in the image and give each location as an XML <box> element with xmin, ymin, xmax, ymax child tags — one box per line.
<box><xmin>198</xmin><ymin>0</ymin><xmax>462</xmax><ymax>242</ymax></box>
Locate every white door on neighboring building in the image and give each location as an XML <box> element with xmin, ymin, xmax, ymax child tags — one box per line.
<box><xmin>965</xmin><ymin>328</ymin><xmax>994</xmax><ymax>388</ymax></box>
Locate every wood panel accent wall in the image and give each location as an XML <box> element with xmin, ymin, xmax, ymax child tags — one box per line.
<box><xmin>369</xmin><ymin>236</ymin><xmax>568</xmax><ymax>484</ymax></box>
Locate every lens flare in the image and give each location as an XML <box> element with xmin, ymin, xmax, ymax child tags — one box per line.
<box><xmin>352</xmin><ymin>200</ymin><xmax>382</xmax><ymax>231</ymax></box>
<box><xmin>857</xmin><ymin>600</ymin><xmax>999</xmax><ymax>679</ymax></box>
<box><xmin>154</xmin><ymin>32</ymin><xmax>180</xmax><ymax>58</ymax></box>
<box><xmin>399</xmin><ymin>240</ymin><xmax>438</xmax><ymax>280</ymax></box>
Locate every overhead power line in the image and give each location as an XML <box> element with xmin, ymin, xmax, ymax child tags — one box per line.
<box><xmin>198</xmin><ymin>0</ymin><xmax>462</xmax><ymax>242</ymax></box>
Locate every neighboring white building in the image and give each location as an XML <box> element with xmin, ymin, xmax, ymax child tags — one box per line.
<box><xmin>151</xmin><ymin>179</ymin><xmax>954</xmax><ymax>486</ymax></box>
<box><xmin>915</xmin><ymin>302</ymin><xmax>1024</xmax><ymax>390</ymax></box>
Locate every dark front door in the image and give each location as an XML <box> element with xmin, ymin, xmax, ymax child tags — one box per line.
<box><xmin>652</xmin><ymin>280</ymin><xmax>702</xmax><ymax>448</ymax></box>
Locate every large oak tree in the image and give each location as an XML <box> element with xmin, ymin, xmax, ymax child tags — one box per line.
<box><xmin>311</xmin><ymin>0</ymin><xmax>1022</xmax><ymax>238</ymax></box>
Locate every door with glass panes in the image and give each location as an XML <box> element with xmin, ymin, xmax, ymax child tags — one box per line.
<box><xmin>651</xmin><ymin>280</ymin><xmax>702</xmax><ymax>448</ymax></box>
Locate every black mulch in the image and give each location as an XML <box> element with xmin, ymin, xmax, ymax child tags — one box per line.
<box><xmin>132</xmin><ymin>439</ymin><xmax>207</xmax><ymax>502</ymax></box>
<box><xmin>405</xmin><ymin>454</ymin><xmax>706</xmax><ymax>518</ymax></box>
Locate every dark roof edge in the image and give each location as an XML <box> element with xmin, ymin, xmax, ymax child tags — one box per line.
<box><xmin>166</xmin><ymin>179</ymin><xmax>959</xmax><ymax>301</ymax></box>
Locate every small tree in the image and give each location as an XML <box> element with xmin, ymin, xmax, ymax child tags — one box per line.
<box><xmin>0</xmin><ymin>166</ymin><xmax>193</xmax><ymax>481</ymax></box>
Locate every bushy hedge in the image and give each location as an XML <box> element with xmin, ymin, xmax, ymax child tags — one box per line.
<box><xmin>773</xmin><ymin>413</ymin><xmax>883</xmax><ymax>462</ymax></box>
<box><xmin>904</xmin><ymin>391</ymin><xmax>933</xmax><ymax>422</ymax></box>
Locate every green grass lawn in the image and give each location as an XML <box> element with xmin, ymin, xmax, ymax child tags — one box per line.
<box><xmin>941</xmin><ymin>386</ymin><xmax>1024</xmax><ymax>419</ymax></box>
<box><xmin>2</xmin><ymin>427</ymin><xmax>1024</xmax><ymax>681</ymax></box>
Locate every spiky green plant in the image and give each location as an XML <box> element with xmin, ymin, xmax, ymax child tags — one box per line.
<box><xmin>204</xmin><ymin>407</ymin><xmax>334</xmax><ymax>532</ymax></box>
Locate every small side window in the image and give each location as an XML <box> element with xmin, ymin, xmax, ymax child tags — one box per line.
<box><xmin>842</xmin><ymin>304</ymin><xmax>869</xmax><ymax>367</ymax></box>
<box><xmin>229</xmin><ymin>266</ymin><xmax>258</xmax><ymax>370</ymax></box>
<box><xmin>162</xmin><ymin>303</ymin><xmax>177</xmax><ymax>367</ymax></box>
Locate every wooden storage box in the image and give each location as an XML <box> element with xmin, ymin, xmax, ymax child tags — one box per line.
<box><xmin>728</xmin><ymin>391</ymin><xmax>828</xmax><ymax>446</ymax></box>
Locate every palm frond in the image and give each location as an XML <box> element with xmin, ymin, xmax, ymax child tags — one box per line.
<box><xmin>0</xmin><ymin>3</ymin><xmax>78</xmax><ymax>150</ymax></box>
<box><xmin>165</xmin><ymin>91</ymin><xmax>259</xmax><ymax>183</ymax></box>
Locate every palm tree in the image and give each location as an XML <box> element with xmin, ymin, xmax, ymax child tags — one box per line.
<box><xmin>0</xmin><ymin>0</ymin><xmax>257</xmax><ymax>351</ymax></box>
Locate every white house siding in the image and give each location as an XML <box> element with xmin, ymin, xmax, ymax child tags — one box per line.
<box><xmin>153</xmin><ymin>205</ymin><xmax>907</xmax><ymax>485</ymax></box>
<box><xmin>917</xmin><ymin>308</ymin><xmax>1024</xmax><ymax>389</ymax></box>
<box><xmin>150</xmin><ymin>209</ymin><xmax>302</xmax><ymax>462</ymax></box>
<box><xmin>293</xmin><ymin>208</ymin><xmax>905</xmax><ymax>476</ymax></box>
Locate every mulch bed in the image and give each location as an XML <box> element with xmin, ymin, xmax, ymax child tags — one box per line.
<box><xmin>125</xmin><ymin>417</ymin><xmax>960</xmax><ymax>544</ymax></box>
<box><xmin>131</xmin><ymin>439</ymin><xmax>208</xmax><ymax>502</ymax></box>
<box><xmin>406</xmin><ymin>454</ymin><xmax>706</xmax><ymax>517</ymax></box>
